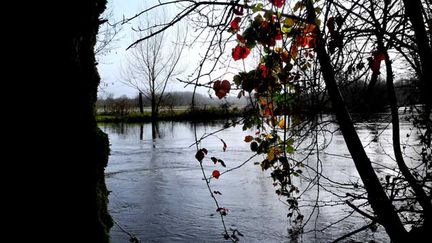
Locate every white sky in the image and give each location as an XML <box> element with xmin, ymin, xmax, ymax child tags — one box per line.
<box><xmin>97</xmin><ymin>0</ymin><xmax>202</xmax><ymax>98</ymax></box>
<box><xmin>97</xmin><ymin>0</ymin><xmax>413</xmax><ymax>99</ymax></box>
<box><xmin>97</xmin><ymin>0</ymin><xmax>255</xmax><ymax>99</ymax></box>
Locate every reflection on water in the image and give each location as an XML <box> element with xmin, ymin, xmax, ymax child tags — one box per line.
<box><xmin>100</xmin><ymin>120</ymin><xmax>403</xmax><ymax>242</ymax></box>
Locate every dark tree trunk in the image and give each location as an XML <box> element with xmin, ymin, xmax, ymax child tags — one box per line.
<box><xmin>139</xmin><ymin>92</ymin><xmax>144</xmax><ymax>114</ymax></box>
<box><xmin>17</xmin><ymin>1</ymin><xmax>113</xmax><ymax>241</ymax></box>
<box><xmin>401</xmin><ymin>1</ymin><xmax>432</xmax><ymax>234</ymax></box>
<box><xmin>365</xmin><ymin>71</ymin><xmax>379</xmax><ymax>109</ymax></box>
<box><xmin>151</xmin><ymin>93</ymin><xmax>158</xmax><ymax>123</ymax></box>
<box><xmin>305</xmin><ymin>1</ymin><xmax>408</xmax><ymax>241</ymax></box>
<box><xmin>402</xmin><ymin>0</ymin><xmax>432</xmax><ymax>147</ymax></box>
<box><xmin>378</xmin><ymin>37</ymin><xmax>432</xmax><ymax>236</ymax></box>
<box><xmin>58</xmin><ymin>1</ymin><xmax>113</xmax><ymax>241</ymax></box>
<box><xmin>402</xmin><ymin>0</ymin><xmax>432</xmax><ymax>98</ymax></box>
<box><xmin>152</xmin><ymin>122</ymin><xmax>159</xmax><ymax>141</ymax></box>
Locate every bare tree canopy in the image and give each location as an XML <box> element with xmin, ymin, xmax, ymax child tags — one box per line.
<box><xmin>122</xmin><ymin>12</ymin><xmax>186</xmax><ymax>122</ymax></box>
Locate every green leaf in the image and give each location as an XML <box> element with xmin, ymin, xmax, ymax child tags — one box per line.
<box><xmin>286</xmin><ymin>144</ymin><xmax>294</xmax><ymax>154</ymax></box>
<box><xmin>252</xmin><ymin>3</ymin><xmax>263</xmax><ymax>13</ymax></box>
<box><xmin>282</xmin><ymin>26</ymin><xmax>292</xmax><ymax>34</ymax></box>
<box><xmin>287</xmin><ymin>138</ymin><xmax>294</xmax><ymax>145</ymax></box>
<box><xmin>233</xmin><ymin>74</ymin><xmax>242</xmax><ymax>86</ymax></box>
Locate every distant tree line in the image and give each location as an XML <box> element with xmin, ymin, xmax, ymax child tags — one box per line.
<box><xmin>273</xmin><ymin>78</ymin><xmax>420</xmax><ymax>118</ymax></box>
<box><xmin>98</xmin><ymin>79</ymin><xmax>418</xmax><ymax>116</ymax></box>
<box><xmin>96</xmin><ymin>91</ymin><xmax>250</xmax><ymax>115</ymax></box>
<box><xmin>340</xmin><ymin>78</ymin><xmax>420</xmax><ymax>113</ymax></box>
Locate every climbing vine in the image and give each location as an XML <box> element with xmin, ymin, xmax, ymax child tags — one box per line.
<box><xmin>193</xmin><ymin>0</ymin><xmax>328</xmax><ymax>239</ymax></box>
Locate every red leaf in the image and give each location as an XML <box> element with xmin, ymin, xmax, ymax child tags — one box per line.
<box><xmin>244</xmin><ymin>135</ymin><xmax>253</xmax><ymax>142</ymax></box>
<box><xmin>201</xmin><ymin>148</ymin><xmax>208</xmax><ymax>155</ymax></box>
<box><xmin>261</xmin><ymin>21</ymin><xmax>269</xmax><ymax>30</ymax></box>
<box><xmin>213</xmin><ymin>190</ymin><xmax>222</xmax><ymax>195</ymax></box>
<box><xmin>268</xmin><ymin>37</ymin><xmax>276</xmax><ymax>47</ymax></box>
<box><xmin>369</xmin><ymin>51</ymin><xmax>386</xmax><ymax>73</ymax></box>
<box><xmin>236</xmin><ymin>34</ymin><xmax>245</xmax><ymax>43</ymax></box>
<box><xmin>281</xmin><ymin>51</ymin><xmax>290</xmax><ymax>63</ymax></box>
<box><xmin>221</xmin><ymin>80</ymin><xmax>231</xmax><ymax>93</ymax></box>
<box><xmin>374</xmin><ymin>52</ymin><xmax>385</xmax><ymax>62</ymax></box>
<box><xmin>263</xmin><ymin>107</ymin><xmax>272</xmax><ymax>117</ymax></box>
<box><xmin>213</xmin><ymin>80</ymin><xmax>230</xmax><ymax>99</ymax></box>
<box><xmin>211</xmin><ymin>157</ymin><xmax>218</xmax><ymax>164</ymax></box>
<box><xmin>213</xmin><ymin>80</ymin><xmax>221</xmax><ymax>90</ymax></box>
<box><xmin>212</xmin><ymin>170</ymin><xmax>221</xmax><ymax>179</ymax></box>
<box><xmin>295</xmin><ymin>35</ymin><xmax>304</xmax><ymax>47</ymax></box>
<box><xmin>270</xmin><ymin>0</ymin><xmax>286</xmax><ymax>8</ymax></box>
<box><xmin>259</xmin><ymin>64</ymin><xmax>269</xmax><ymax>78</ymax></box>
<box><xmin>275</xmin><ymin>29</ymin><xmax>283</xmax><ymax>40</ymax></box>
<box><xmin>232</xmin><ymin>45</ymin><xmax>251</xmax><ymax>61</ymax></box>
<box><xmin>303</xmin><ymin>36</ymin><xmax>315</xmax><ymax>48</ymax></box>
<box><xmin>303</xmin><ymin>24</ymin><xmax>316</xmax><ymax>34</ymax></box>
<box><xmin>232</xmin><ymin>46</ymin><xmax>242</xmax><ymax>61</ymax></box>
<box><xmin>230</xmin><ymin>17</ymin><xmax>241</xmax><ymax>32</ymax></box>
<box><xmin>216</xmin><ymin>90</ymin><xmax>227</xmax><ymax>99</ymax></box>
<box><xmin>241</xmin><ymin>47</ymin><xmax>250</xmax><ymax>59</ymax></box>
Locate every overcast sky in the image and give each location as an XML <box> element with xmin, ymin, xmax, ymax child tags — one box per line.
<box><xmin>97</xmin><ymin>0</ymin><xmax>200</xmax><ymax>98</ymax></box>
<box><xmin>99</xmin><ymin>0</ymin><xmax>417</xmax><ymax>99</ymax></box>
<box><xmin>97</xmin><ymin>0</ymin><xmax>266</xmax><ymax>100</ymax></box>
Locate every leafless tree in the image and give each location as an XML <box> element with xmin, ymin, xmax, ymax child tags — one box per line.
<box><xmin>96</xmin><ymin>5</ymin><xmax>121</xmax><ymax>58</ymax></box>
<box><xmin>96</xmin><ymin>3</ymin><xmax>121</xmax><ymax>94</ymax></box>
<box><xmin>121</xmin><ymin>13</ymin><xmax>185</xmax><ymax>123</ymax></box>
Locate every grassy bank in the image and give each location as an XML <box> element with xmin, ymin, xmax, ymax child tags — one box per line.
<box><xmin>96</xmin><ymin>107</ymin><xmax>246</xmax><ymax>123</ymax></box>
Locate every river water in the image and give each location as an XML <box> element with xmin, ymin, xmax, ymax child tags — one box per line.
<box><xmin>100</xmin><ymin>118</ymin><xmax>416</xmax><ymax>242</ymax></box>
